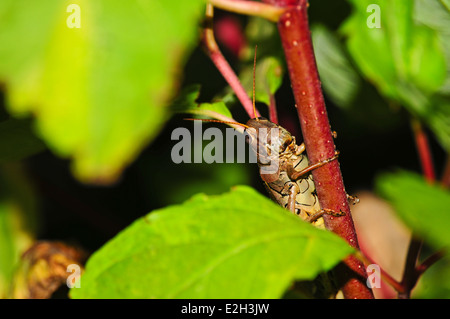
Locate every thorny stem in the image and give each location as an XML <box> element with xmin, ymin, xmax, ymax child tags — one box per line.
<box><xmin>208</xmin><ymin>0</ymin><xmax>285</xmax><ymax>22</ymax></box>
<box><xmin>202</xmin><ymin>4</ymin><xmax>260</xmax><ymax>118</ymax></box>
<box><xmin>262</xmin><ymin>0</ymin><xmax>373</xmax><ymax>298</ymax></box>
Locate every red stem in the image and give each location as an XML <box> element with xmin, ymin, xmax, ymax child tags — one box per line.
<box><xmin>397</xmin><ymin>119</ymin><xmax>439</xmax><ymax>298</ymax></box>
<box><xmin>263</xmin><ymin>0</ymin><xmax>373</xmax><ymax>299</ymax></box>
<box><xmin>268</xmin><ymin>93</ymin><xmax>279</xmax><ymax>124</ymax></box>
<box><xmin>398</xmin><ymin>238</ymin><xmax>422</xmax><ymax>299</ymax></box>
<box><xmin>441</xmin><ymin>155</ymin><xmax>450</xmax><ymax>188</ymax></box>
<box><xmin>356</xmin><ymin>251</ymin><xmax>405</xmax><ymax>294</ymax></box>
<box><xmin>416</xmin><ymin>250</ymin><xmax>445</xmax><ymax>275</ymax></box>
<box><xmin>202</xmin><ymin>4</ymin><xmax>260</xmax><ymax>119</ymax></box>
<box><xmin>411</xmin><ymin>118</ymin><xmax>436</xmax><ymax>183</ymax></box>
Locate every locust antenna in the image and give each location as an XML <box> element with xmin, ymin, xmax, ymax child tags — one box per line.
<box><xmin>184</xmin><ymin>118</ymin><xmax>250</xmax><ymax>129</ymax></box>
<box><xmin>253</xmin><ymin>45</ymin><xmax>259</xmax><ymax>121</ymax></box>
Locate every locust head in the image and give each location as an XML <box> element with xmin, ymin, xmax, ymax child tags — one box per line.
<box><xmin>245</xmin><ymin>117</ymin><xmax>294</xmax><ymax>159</ymax></box>
<box><xmin>244</xmin><ymin>117</ymin><xmax>295</xmax><ymax>182</ymax></box>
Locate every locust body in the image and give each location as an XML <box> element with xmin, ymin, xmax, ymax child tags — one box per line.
<box><xmin>244</xmin><ymin>117</ymin><xmax>340</xmax><ymax>228</ymax></box>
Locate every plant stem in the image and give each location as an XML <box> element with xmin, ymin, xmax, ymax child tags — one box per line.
<box><xmin>441</xmin><ymin>155</ymin><xmax>450</xmax><ymax>188</ymax></box>
<box><xmin>208</xmin><ymin>0</ymin><xmax>285</xmax><ymax>22</ymax></box>
<box><xmin>202</xmin><ymin>4</ymin><xmax>260</xmax><ymax>119</ymax></box>
<box><xmin>355</xmin><ymin>241</ymin><xmax>444</xmax><ymax>296</ymax></box>
<box><xmin>268</xmin><ymin>93</ymin><xmax>278</xmax><ymax>124</ymax></box>
<box><xmin>263</xmin><ymin>0</ymin><xmax>373</xmax><ymax>299</ymax></box>
<box><xmin>398</xmin><ymin>238</ymin><xmax>422</xmax><ymax>299</ymax></box>
<box><xmin>397</xmin><ymin>118</ymin><xmax>438</xmax><ymax>298</ymax></box>
<box><xmin>397</xmin><ymin>245</ymin><xmax>443</xmax><ymax>299</ymax></box>
<box><xmin>416</xmin><ymin>250</ymin><xmax>445</xmax><ymax>275</ymax></box>
<box><xmin>355</xmin><ymin>251</ymin><xmax>405</xmax><ymax>294</ymax></box>
<box><xmin>411</xmin><ymin>118</ymin><xmax>436</xmax><ymax>183</ymax></box>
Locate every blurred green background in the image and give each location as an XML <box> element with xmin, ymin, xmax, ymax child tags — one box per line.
<box><xmin>0</xmin><ymin>0</ymin><xmax>449</xmax><ymax>298</ymax></box>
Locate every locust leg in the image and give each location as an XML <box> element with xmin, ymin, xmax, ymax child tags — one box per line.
<box><xmin>305</xmin><ymin>208</ymin><xmax>345</xmax><ymax>223</ymax></box>
<box><xmin>347</xmin><ymin>194</ymin><xmax>360</xmax><ymax>205</ymax></box>
<box><xmin>287</xmin><ymin>151</ymin><xmax>340</xmax><ymax>181</ymax></box>
<box><xmin>294</xmin><ymin>142</ymin><xmax>306</xmax><ymax>156</ymax></box>
<box><xmin>285</xmin><ymin>182</ymin><xmax>300</xmax><ymax>214</ymax></box>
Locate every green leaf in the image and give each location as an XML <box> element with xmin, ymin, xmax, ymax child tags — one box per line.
<box><xmin>414</xmin><ymin>0</ymin><xmax>450</xmax><ymax>94</ymax></box>
<box><xmin>0</xmin><ymin>202</ymin><xmax>32</xmax><ymax>298</ymax></box>
<box><xmin>413</xmin><ymin>255</ymin><xmax>450</xmax><ymax>298</ymax></box>
<box><xmin>0</xmin><ymin>0</ymin><xmax>205</xmax><ymax>183</ymax></box>
<box><xmin>0</xmin><ymin>118</ymin><xmax>45</xmax><ymax>162</ymax></box>
<box><xmin>245</xmin><ymin>17</ymin><xmax>284</xmax><ymax>60</ymax></box>
<box><xmin>240</xmin><ymin>56</ymin><xmax>284</xmax><ymax>107</ymax></box>
<box><xmin>216</xmin><ymin>55</ymin><xmax>284</xmax><ymax>116</ymax></box>
<box><xmin>0</xmin><ymin>164</ymin><xmax>37</xmax><ymax>298</ymax></box>
<box><xmin>312</xmin><ymin>24</ymin><xmax>360</xmax><ymax>108</ymax></box>
<box><xmin>342</xmin><ymin>0</ymin><xmax>450</xmax><ymax>150</ymax></box>
<box><xmin>215</xmin><ymin>16</ymin><xmax>285</xmax><ymax>113</ymax></box>
<box><xmin>425</xmin><ymin>94</ymin><xmax>450</xmax><ymax>150</ymax></box>
<box><xmin>170</xmin><ymin>84</ymin><xmax>233</xmax><ymax>119</ymax></box>
<box><xmin>376</xmin><ymin>170</ymin><xmax>450</xmax><ymax>250</ymax></box>
<box><xmin>70</xmin><ymin>186</ymin><xmax>353</xmax><ymax>299</ymax></box>
<box><xmin>140</xmin><ymin>160</ymin><xmax>252</xmax><ymax>207</ymax></box>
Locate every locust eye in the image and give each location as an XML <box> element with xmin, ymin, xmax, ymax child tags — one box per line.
<box><xmin>275</xmin><ymin>136</ymin><xmax>292</xmax><ymax>153</ymax></box>
<box><xmin>244</xmin><ymin>132</ymin><xmax>253</xmax><ymax>144</ymax></box>
<box><xmin>282</xmin><ymin>138</ymin><xmax>292</xmax><ymax>150</ymax></box>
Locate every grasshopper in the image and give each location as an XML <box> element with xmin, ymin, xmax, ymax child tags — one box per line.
<box><xmin>189</xmin><ymin>46</ymin><xmax>344</xmax><ymax>228</ymax></box>
<box><xmin>188</xmin><ymin>115</ymin><xmax>342</xmax><ymax>227</ymax></box>
<box><xmin>243</xmin><ymin>117</ymin><xmax>342</xmax><ymax>228</ymax></box>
